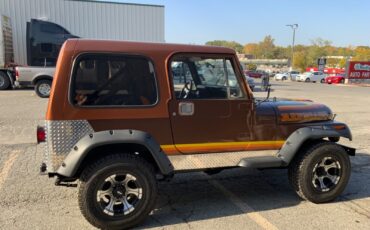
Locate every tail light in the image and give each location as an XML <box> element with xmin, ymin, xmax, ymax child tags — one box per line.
<box><xmin>37</xmin><ymin>126</ymin><xmax>46</xmax><ymax>143</ymax></box>
<box><xmin>15</xmin><ymin>68</ymin><xmax>19</xmax><ymax>80</ymax></box>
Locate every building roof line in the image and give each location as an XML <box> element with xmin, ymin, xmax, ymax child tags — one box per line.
<box><xmin>66</xmin><ymin>0</ymin><xmax>164</xmax><ymax>8</ymax></box>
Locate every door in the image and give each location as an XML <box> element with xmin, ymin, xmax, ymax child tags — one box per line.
<box><xmin>313</xmin><ymin>72</ymin><xmax>321</xmax><ymax>82</ymax></box>
<box><xmin>168</xmin><ymin>54</ymin><xmax>253</xmax><ymax>154</ymax></box>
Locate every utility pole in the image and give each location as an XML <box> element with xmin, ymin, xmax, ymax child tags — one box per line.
<box><xmin>286</xmin><ymin>24</ymin><xmax>298</xmax><ymax>72</ymax></box>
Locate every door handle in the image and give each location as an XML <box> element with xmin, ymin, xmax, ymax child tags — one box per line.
<box><xmin>178</xmin><ymin>102</ymin><xmax>194</xmax><ymax>116</ymax></box>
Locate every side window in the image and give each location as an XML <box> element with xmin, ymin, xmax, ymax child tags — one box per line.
<box><xmin>71</xmin><ymin>54</ymin><xmax>158</xmax><ymax>106</ymax></box>
<box><xmin>41</xmin><ymin>23</ymin><xmax>64</xmax><ymax>34</ymax></box>
<box><xmin>170</xmin><ymin>56</ymin><xmax>243</xmax><ymax>99</ymax></box>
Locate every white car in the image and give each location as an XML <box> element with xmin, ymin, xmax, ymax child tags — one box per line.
<box><xmin>296</xmin><ymin>71</ymin><xmax>326</xmax><ymax>83</ymax></box>
<box><xmin>274</xmin><ymin>71</ymin><xmax>300</xmax><ymax>81</ymax></box>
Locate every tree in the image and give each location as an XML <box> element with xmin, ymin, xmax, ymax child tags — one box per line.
<box><xmin>259</xmin><ymin>35</ymin><xmax>275</xmax><ymax>58</ymax></box>
<box><xmin>243</xmin><ymin>43</ymin><xmax>260</xmax><ymax>58</ymax></box>
<box><xmin>205</xmin><ymin>40</ymin><xmax>244</xmax><ymax>53</ymax></box>
<box><xmin>352</xmin><ymin>46</ymin><xmax>370</xmax><ymax>61</ymax></box>
<box><xmin>293</xmin><ymin>51</ymin><xmax>309</xmax><ymax>72</ymax></box>
<box><xmin>246</xmin><ymin>63</ymin><xmax>257</xmax><ymax>71</ymax></box>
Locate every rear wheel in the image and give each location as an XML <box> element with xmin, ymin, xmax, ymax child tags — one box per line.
<box><xmin>305</xmin><ymin>78</ymin><xmax>310</xmax><ymax>82</ymax></box>
<box><xmin>78</xmin><ymin>153</ymin><xmax>157</xmax><ymax>230</ymax></box>
<box><xmin>320</xmin><ymin>79</ymin><xmax>325</xmax><ymax>83</ymax></box>
<box><xmin>340</xmin><ymin>79</ymin><xmax>345</xmax><ymax>84</ymax></box>
<box><xmin>282</xmin><ymin>76</ymin><xmax>287</xmax><ymax>81</ymax></box>
<box><xmin>35</xmin><ymin>79</ymin><xmax>52</xmax><ymax>98</ymax></box>
<box><xmin>0</xmin><ymin>72</ymin><xmax>10</xmax><ymax>90</ymax></box>
<box><xmin>288</xmin><ymin>141</ymin><xmax>351</xmax><ymax>203</ymax></box>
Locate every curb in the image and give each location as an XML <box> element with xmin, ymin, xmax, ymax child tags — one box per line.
<box><xmin>334</xmin><ymin>84</ymin><xmax>370</xmax><ymax>88</ymax></box>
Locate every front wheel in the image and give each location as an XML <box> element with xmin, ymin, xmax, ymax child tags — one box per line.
<box><xmin>305</xmin><ymin>78</ymin><xmax>310</xmax><ymax>82</ymax></box>
<box><xmin>320</xmin><ymin>79</ymin><xmax>325</xmax><ymax>83</ymax></box>
<box><xmin>78</xmin><ymin>154</ymin><xmax>157</xmax><ymax>230</ymax></box>
<box><xmin>282</xmin><ymin>76</ymin><xmax>287</xmax><ymax>81</ymax></box>
<box><xmin>288</xmin><ymin>141</ymin><xmax>351</xmax><ymax>203</ymax></box>
<box><xmin>35</xmin><ymin>80</ymin><xmax>52</xmax><ymax>98</ymax></box>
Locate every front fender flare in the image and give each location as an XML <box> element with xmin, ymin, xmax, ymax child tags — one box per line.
<box><xmin>278</xmin><ymin>124</ymin><xmax>353</xmax><ymax>165</ymax></box>
<box><xmin>56</xmin><ymin>130</ymin><xmax>174</xmax><ymax>177</ymax></box>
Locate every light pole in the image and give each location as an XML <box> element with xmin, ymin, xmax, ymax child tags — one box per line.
<box><xmin>286</xmin><ymin>24</ymin><xmax>298</xmax><ymax>72</ymax></box>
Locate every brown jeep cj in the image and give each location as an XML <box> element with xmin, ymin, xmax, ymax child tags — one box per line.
<box><xmin>38</xmin><ymin>39</ymin><xmax>355</xmax><ymax>229</ymax></box>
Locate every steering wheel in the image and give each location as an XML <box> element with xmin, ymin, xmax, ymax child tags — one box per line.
<box><xmin>180</xmin><ymin>80</ymin><xmax>193</xmax><ymax>99</ymax></box>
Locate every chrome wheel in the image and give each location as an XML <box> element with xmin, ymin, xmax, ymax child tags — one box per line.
<box><xmin>312</xmin><ymin>157</ymin><xmax>341</xmax><ymax>192</ymax></box>
<box><xmin>38</xmin><ymin>83</ymin><xmax>51</xmax><ymax>96</ymax></box>
<box><xmin>97</xmin><ymin>173</ymin><xmax>143</xmax><ymax>216</ymax></box>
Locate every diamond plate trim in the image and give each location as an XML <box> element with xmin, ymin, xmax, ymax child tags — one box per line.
<box><xmin>45</xmin><ymin>120</ymin><xmax>93</xmax><ymax>172</ymax></box>
<box><xmin>168</xmin><ymin>150</ymin><xmax>278</xmax><ymax>170</ymax></box>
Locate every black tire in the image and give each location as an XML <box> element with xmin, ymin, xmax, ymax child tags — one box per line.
<box><xmin>282</xmin><ymin>76</ymin><xmax>287</xmax><ymax>81</ymax></box>
<box><xmin>320</xmin><ymin>79</ymin><xmax>325</xmax><ymax>83</ymax></box>
<box><xmin>78</xmin><ymin>153</ymin><xmax>157</xmax><ymax>230</ymax></box>
<box><xmin>35</xmin><ymin>79</ymin><xmax>52</xmax><ymax>98</ymax></box>
<box><xmin>305</xmin><ymin>78</ymin><xmax>310</xmax><ymax>82</ymax></box>
<box><xmin>0</xmin><ymin>71</ymin><xmax>11</xmax><ymax>90</ymax></box>
<box><xmin>288</xmin><ymin>141</ymin><xmax>351</xmax><ymax>203</ymax></box>
<box><xmin>340</xmin><ymin>79</ymin><xmax>345</xmax><ymax>84</ymax></box>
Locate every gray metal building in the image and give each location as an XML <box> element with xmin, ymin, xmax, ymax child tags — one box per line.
<box><xmin>0</xmin><ymin>0</ymin><xmax>165</xmax><ymax>65</ymax></box>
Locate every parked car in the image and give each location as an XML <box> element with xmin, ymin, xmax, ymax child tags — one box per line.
<box><xmin>325</xmin><ymin>74</ymin><xmax>346</xmax><ymax>84</ymax></box>
<box><xmin>274</xmin><ymin>71</ymin><xmax>300</xmax><ymax>81</ymax></box>
<box><xmin>245</xmin><ymin>75</ymin><xmax>255</xmax><ymax>91</ymax></box>
<box><xmin>244</xmin><ymin>70</ymin><xmax>264</xmax><ymax>78</ymax></box>
<box><xmin>15</xmin><ymin>66</ymin><xmax>55</xmax><ymax>97</ymax></box>
<box><xmin>296</xmin><ymin>71</ymin><xmax>326</xmax><ymax>83</ymax></box>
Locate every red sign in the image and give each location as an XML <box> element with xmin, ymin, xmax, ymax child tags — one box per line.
<box><xmin>347</xmin><ymin>61</ymin><xmax>370</xmax><ymax>79</ymax></box>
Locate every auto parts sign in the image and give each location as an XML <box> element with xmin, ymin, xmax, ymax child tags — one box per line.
<box><xmin>348</xmin><ymin>61</ymin><xmax>370</xmax><ymax>79</ymax></box>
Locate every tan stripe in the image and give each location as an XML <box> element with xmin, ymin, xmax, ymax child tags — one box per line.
<box><xmin>161</xmin><ymin>140</ymin><xmax>285</xmax><ymax>154</ymax></box>
<box><xmin>208</xmin><ymin>179</ymin><xmax>279</xmax><ymax>230</ymax></box>
<box><xmin>0</xmin><ymin>150</ymin><xmax>20</xmax><ymax>190</ymax></box>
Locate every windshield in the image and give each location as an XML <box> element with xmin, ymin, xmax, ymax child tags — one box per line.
<box><xmin>304</xmin><ymin>72</ymin><xmax>312</xmax><ymax>75</ymax></box>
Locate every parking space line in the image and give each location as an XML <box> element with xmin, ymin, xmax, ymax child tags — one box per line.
<box><xmin>0</xmin><ymin>150</ymin><xmax>20</xmax><ymax>190</ymax></box>
<box><xmin>208</xmin><ymin>178</ymin><xmax>279</xmax><ymax>230</ymax></box>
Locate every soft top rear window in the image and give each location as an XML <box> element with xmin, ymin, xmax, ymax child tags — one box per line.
<box><xmin>70</xmin><ymin>53</ymin><xmax>158</xmax><ymax>107</ymax></box>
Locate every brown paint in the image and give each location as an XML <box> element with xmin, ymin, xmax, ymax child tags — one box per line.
<box><xmin>47</xmin><ymin>39</ymin><xmax>335</xmax><ymax>156</ymax></box>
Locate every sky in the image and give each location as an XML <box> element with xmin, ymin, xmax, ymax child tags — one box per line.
<box><xmin>104</xmin><ymin>0</ymin><xmax>370</xmax><ymax>47</ymax></box>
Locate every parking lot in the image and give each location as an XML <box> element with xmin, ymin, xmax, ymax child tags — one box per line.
<box><xmin>0</xmin><ymin>81</ymin><xmax>370</xmax><ymax>230</ymax></box>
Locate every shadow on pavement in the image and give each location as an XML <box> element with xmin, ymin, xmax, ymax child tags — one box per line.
<box><xmin>12</xmin><ymin>87</ymin><xmax>34</xmax><ymax>91</ymax></box>
<box><xmin>141</xmin><ymin>153</ymin><xmax>370</xmax><ymax>228</ymax></box>
<box><xmin>337</xmin><ymin>152</ymin><xmax>370</xmax><ymax>202</ymax></box>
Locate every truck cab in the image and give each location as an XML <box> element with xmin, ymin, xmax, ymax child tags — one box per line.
<box><xmin>14</xmin><ymin>19</ymin><xmax>78</xmax><ymax>97</ymax></box>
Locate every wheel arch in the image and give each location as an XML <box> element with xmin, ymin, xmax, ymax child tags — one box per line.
<box><xmin>32</xmin><ymin>75</ymin><xmax>53</xmax><ymax>85</ymax></box>
<box><xmin>278</xmin><ymin>124</ymin><xmax>355</xmax><ymax>165</ymax></box>
<box><xmin>56</xmin><ymin>130</ymin><xmax>174</xmax><ymax>178</ymax></box>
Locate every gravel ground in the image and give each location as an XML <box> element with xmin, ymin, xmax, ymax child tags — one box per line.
<box><xmin>0</xmin><ymin>81</ymin><xmax>369</xmax><ymax>230</ymax></box>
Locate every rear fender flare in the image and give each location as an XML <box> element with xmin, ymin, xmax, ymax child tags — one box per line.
<box><xmin>56</xmin><ymin>130</ymin><xmax>174</xmax><ymax>178</ymax></box>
